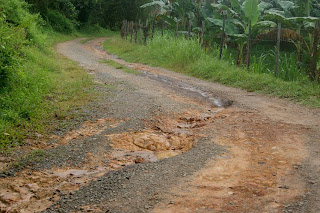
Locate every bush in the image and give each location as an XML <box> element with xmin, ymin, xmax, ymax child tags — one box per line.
<box><xmin>45</xmin><ymin>10</ymin><xmax>75</xmax><ymax>34</ymax></box>
<box><xmin>0</xmin><ymin>19</ymin><xmax>25</xmax><ymax>90</ymax></box>
<box><xmin>0</xmin><ymin>0</ymin><xmax>47</xmax><ymax>46</ymax></box>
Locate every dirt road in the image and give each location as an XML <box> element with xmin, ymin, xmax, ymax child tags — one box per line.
<box><xmin>1</xmin><ymin>38</ymin><xmax>320</xmax><ymax>213</ymax></box>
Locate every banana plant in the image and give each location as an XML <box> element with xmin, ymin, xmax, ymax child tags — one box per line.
<box><xmin>206</xmin><ymin>0</ymin><xmax>275</xmax><ymax>66</ymax></box>
<box><xmin>263</xmin><ymin>0</ymin><xmax>320</xmax><ymax>79</ymax></box>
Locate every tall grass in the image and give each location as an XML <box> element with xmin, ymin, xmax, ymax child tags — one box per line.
<box><xmin>103</xmin><ymin>33</ymin><xmax>320</xmax><ymax>108</ymax></box>
<box><xmin>0</xmin><ymin>44</ymin><xmax>93</xmax><ymax>150</ymax></box>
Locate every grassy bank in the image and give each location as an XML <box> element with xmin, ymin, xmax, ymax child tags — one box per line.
<box><xmin>103</xmin><ymin>34</ymin><xmax>320</xmax><ymax>108</ymax></box>
<box><xmin>0</xmin><ymin>43</ymin><xmax>93</xmax><ymax>151</ymax></box>
<box><xmin>0</xmin><ymin>27</ymin><xmax>116</xmax><ymax>151</ymax></box>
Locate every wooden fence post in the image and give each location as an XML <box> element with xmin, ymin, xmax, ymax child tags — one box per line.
<box><xmin>176</xmin><ymin>21</ymin><xmax>179</xmax><ymax>37</ymax></box>
<box><xmin>125</xmin><ymin>21</ymin><xmax>129</xmax><ymax>40</ymax></box>
<box><xmin>161</xmin><ymin>21</ymin><xmax>164</xmax><ymax>36</ymax></box>
<box><xmin>188</xmin><ymin>20</ymin><xmax>191</xmax><ymax>38</ymax></box>
<box><xmin>200</xmin><ymin>20</ymin><xmax>205</xmax><ymax>47</ymax></box>
<box><xmin>310</xmin><ymin>20</ymin><xmax>319</xmax><ymax>81</ymax></box>
<box><xmin>151</xmin><ymin>21</ymin><xmax>155</xmax><ymax>39</ymax></box>
<box><xmin>275</xmin><ymin>22</ymin><xmax>281</xmax><ymax>77</ymax></box>
<box><xmin>219</xmin><ymin>15</ymin><xmax>226</xmax><ymax>60</ymax></box>
<box><xmin>134</xmin><ymin>22</ymin><xmax>138</xmax><ymax>44</ymax></box>
<box><xmin>138</xmin><ymin>19</ymin><xmax>142</xmax><ymax>44</ymax></box>
<box><xmin>143</xmin><ymin>19</ymin><xmax>149</xmax><ymax>45</ymax></box>
<box><xmin>130</xmin><ymin>21</ymin><xmax>133</xmax><ymax>43</ymax></box>
<box><xmin>121</xmin><ymin>20</ymin><xmax>125</xmax><ymax>39</ymax></box>
<box><xmin>247</xmin><ymin>20</ymin><xmax>252</xmax><ymax>70</ymax></box>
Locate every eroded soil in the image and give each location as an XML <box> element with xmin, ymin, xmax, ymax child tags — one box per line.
<box><xmin>0</xmin><ymin>38</ymin><xmax>319</xmax><ymax>213</ymax></box>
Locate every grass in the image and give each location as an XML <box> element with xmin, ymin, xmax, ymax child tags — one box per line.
<box><xmin>47</xmin><ymin>28</ymin><xmax>118</xmax><ymax>45</ymax></box>
<box><xmin>0</xmin><ymin>42</ymin><xmax>95</xmax><ymax>151</ymax></box>
<box><xmin>99</xmin><ymin>59</ymin><xmax>141</xmax><ymax>75</ymax></box>
<box><xmin>0</xmin><ymin>24</ymin><xmax>119</xmax><ymax>151</ymax></box>
<box><xmin>103</xmin><ymin>33</ymin><xmax>320</xmax><ymax>108</ymax></box>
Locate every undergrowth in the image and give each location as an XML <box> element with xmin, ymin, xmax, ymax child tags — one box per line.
<box><xmin>0</xmin><ymin>0</ymin><xmax>116</xmax><ymax>151</ymax></box>
<box><xmin>103</xmin><ymin>33</ymin><xmax>320</xmax><ymax>108</ymax></box>
<box><xmin>0</xmin><ymin>44</ymin><xmax>94</xmax><ymax>151</ymax></box>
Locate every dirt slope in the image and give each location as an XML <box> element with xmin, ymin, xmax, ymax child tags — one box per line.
<box><xmin>0</xmin><ymin>38</ymin><xmax>319</xmax><ymax>213</ymax></box>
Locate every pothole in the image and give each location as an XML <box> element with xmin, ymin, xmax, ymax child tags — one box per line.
<box><xmin>0</xmin><ymin>109</ymin><xmax>223</xmax><ymax>212</ymax></box>
<box><xmin>107</xmin><ymin>109</ymin><xmax>222</xmax><ymax>161</ymax></box>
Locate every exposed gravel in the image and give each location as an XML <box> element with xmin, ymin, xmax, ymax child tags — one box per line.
<box><xmin>45</xmin><ymin>138</ymin><xmax>224</xmax><ymax>213</ymax></box>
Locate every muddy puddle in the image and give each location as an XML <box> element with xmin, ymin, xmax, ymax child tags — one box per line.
<box><xmin>107</xmin><ymin>109</ymin><xmax>222</xmax><ymax>161</ymax></box>
<box><xmin>86</xmin><ymin>39</ymin><xmax>233</xmax><ymax>109</ymax></box>
<box><xmin>0</xmin><ymin>109</ymin><xmax>221</xmax><ymax>212</ymax></box>
<box><xmin>139</xmin><ymin>71</ymin><xmax>232</xmax><ymax>108</ymax></box>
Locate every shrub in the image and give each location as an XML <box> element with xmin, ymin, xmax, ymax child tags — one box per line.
<box><xmin>45</xmin><ymin>10</ymin><xmax>75</xmax><ymax>34</ymax></box>
<box><xmin>0</xmin><ymin>19</ymin><xmax>25</xmax><ymax>90</ymax></box>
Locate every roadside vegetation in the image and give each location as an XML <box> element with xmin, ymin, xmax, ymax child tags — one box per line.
<box><xmin>0</xmin><ymin>0</ymin><xmax>143</xmax><ymax>150</ymax></box>
<box><xmin>104</xmin><ymin>34</ymin><xmax>320</xmax><ymax>108</ymax></box>
<box><xmin>1</xmin><ymin>0</ymin><xmax>320</xmax><ymax>150</ymax></box>
<box><xmin>105</xmin><ymin>0</ymin><xmax>320</xmax><ymax>107</ymax></box>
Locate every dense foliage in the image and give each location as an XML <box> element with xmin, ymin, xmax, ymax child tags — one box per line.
<box><xmin>24</xmin><ymin>0</ymin><xmax>151</xmax><ymax>31</ymax></box>
<box><xmin>0</xmin><ymin>0</ymin><xmax>94</xmax><ymax>149</ymax></box>
<box><xmin>140</xmin><ymin>0</ymin><xmax>320</xmax><ymax>82</ymax></box>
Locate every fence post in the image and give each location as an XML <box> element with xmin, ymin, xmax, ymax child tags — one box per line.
<box><xmin>121</xmin><ymin>20</ymin><xmax>126</xmax><ymax>39</ymax></box>
<box><xmin>247</xmin><ymin>20</ymin><xmax>252</xmax><ymax>70</ymax></box>
<box><xmin>126</xmin><ymin>20</ymin><xmax>130</xmax><ymax>40</ymax></box>
<box><xmin>188</xmin><ymin>20</ymin><xmax>192</xmax><ymax>39</ymax></box>
<box><xmin>275</xmin><ymin>22</ymin><xmax>281</xmax><ymax>77</ymax></box>
<box><xmin>310</xmin><ymin>20</ymin><xmax>319</xmax><ymax>81</ymax></box>
<box><xmin>161</xmin><ymin>21</ymin><xmax>164</xmax><ymax>36</ymax></box>
<box><xmin>138</xmin><ymin>19</ymin><xmax>142</xmax><ymax>44</ymax></box>
<box><xmin>219</xmin><ymin>15</ymin><xmax>226</xmax><ymax>60</ymax></box>
<box><xmin>200</xmin><ymin>20</ymin><xmax>205</xmax><ymax>47</ymax></box>
<box><xmin>151</xmin><ymin>21</ymin><xmax>155</xmax><ymax>39</ymax></box>
<box><xmin>143</xmin><ymin>19</ymin><xmax>149</xmax><ymax>45</ymax></box>
<box><xmin>134</xmin><ymin>22</ymin><xmax>138</xmax><ymax>44</ymax></box>
<box><xmin>130</xmin><ymin>22</ymin><xmax>133</xmax><ymax>43</ymax></box>
<box><xmin>176</xmin><ymin>21</ymin><xmax>179</xmax><ymax>37</ymax></box>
